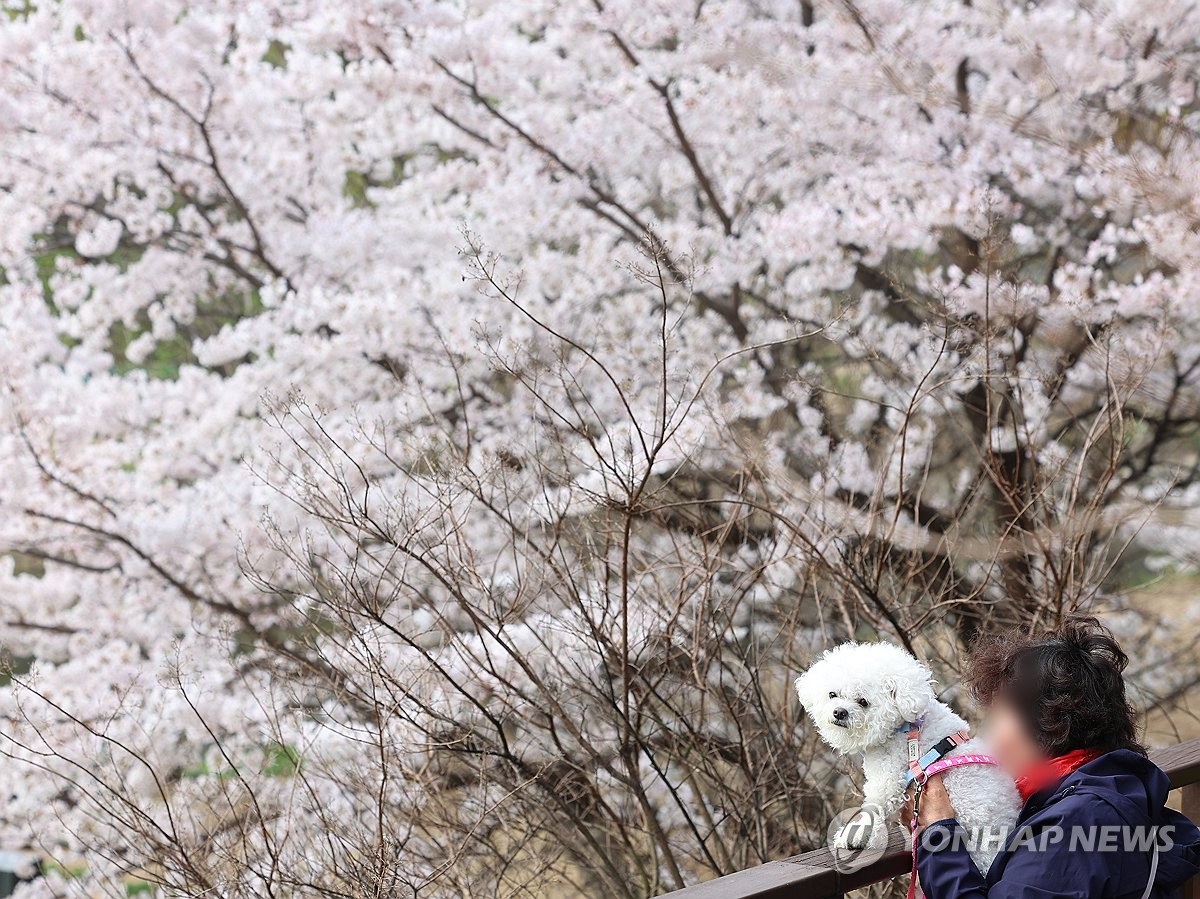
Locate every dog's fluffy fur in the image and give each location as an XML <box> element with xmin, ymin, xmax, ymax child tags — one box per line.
<box><xmin>795</xmin><ymin>642</ymin><xmax>1021</xmax><ymax>874</ymax></box>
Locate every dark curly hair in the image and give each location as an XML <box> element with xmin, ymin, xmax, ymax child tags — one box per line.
<box><xmin>967</xmin><ymin>616</ymin><xmax>1146</xmax><ymax>757</ymax></box>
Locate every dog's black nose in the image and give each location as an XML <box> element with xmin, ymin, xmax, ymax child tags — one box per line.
<box><xmin>832</xmin><ymin>707</ymin><xmax>849</xmax><ymax>722</ymax></box>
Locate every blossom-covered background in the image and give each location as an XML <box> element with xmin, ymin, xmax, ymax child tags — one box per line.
<box><xmin>1</xmin><ymin>0</ymin><xmax>1198</xmax><ymax>896</ymax></box>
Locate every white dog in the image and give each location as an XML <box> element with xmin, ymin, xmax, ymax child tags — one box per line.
<box><xmin>795</xmin><ymin>642</ymin><xmax>1021</xmax><ymax>874</ymax></box>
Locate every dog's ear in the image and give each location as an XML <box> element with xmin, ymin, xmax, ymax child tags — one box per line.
<box><xmin>883</xmin><ymin>674</ymin><xmax>933</xmax><ymax>722</ymax></box>
<box><xmin>794</xmin><ymin>668</ymin><xmax>818</xmax><ymax>710</ymax></box>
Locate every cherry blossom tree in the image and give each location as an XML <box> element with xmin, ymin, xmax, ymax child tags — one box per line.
<box><xmin>1</xmin><ymin>0</ymin><xmax>1199</xmax><ymax>895</ymax></box>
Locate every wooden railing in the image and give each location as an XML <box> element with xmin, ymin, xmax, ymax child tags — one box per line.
<box><xmin>658</xmin><ymin>737</ymin><xmax>1200</xmax><ymax>899</ymax></box>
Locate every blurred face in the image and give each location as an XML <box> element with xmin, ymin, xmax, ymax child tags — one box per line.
<box><xmin>982</xmin><ymin>695</ymin><xmax>1047</xmax><ymax>778</ymax></box>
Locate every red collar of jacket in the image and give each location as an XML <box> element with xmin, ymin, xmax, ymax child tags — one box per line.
<box><xmin>1015</xmin><ymin>747</ymin><xmax>1102</xmax><ymax>802</ymax></box>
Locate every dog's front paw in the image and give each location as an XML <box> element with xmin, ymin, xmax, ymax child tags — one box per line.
<box><xmin>833</xmin><ymin>810</ymin><xmax>876</xmax><ymax>849</ymax></box>
<box><xmin>832</xmin><ymin>824</ymin><xmax>867</xmax><ymax>850</ymax></box>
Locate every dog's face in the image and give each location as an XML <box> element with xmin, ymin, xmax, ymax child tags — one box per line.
<box><xmin>794</xmin><ymin>642</ymin><xmax>936</xmax><ymax>753</ymax></box>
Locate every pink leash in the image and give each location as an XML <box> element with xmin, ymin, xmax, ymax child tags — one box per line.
<box><xmin>906</xmin><ymin>752</ymin><xmax>999</xmax><ymax>899</ymax></box>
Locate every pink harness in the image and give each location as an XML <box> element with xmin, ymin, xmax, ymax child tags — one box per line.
<box><xmin>905</xmin><ymin>726</ymin><xmax>999</xmax><ymax>899</ymax></box>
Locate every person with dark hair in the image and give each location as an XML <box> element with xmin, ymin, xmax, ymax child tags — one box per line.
<box><xmin>913</xmin><ymin>617</ymin><xmax>1200</xmax><ymax>898</ymax></box>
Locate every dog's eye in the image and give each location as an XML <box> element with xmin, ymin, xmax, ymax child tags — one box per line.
<box><xmin>828</xmin><ymin>691</ymin><xmax>837</xmax><ymax>699</ymax></box>
<box><xmin>856</xmin><ymin>698</ymin><xmax>870</xmax><ymax>708</ymax></box>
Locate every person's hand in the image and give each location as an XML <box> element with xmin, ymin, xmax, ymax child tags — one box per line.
<box><xmin>916</xmin><ymin>773</ymin><xmax>956</xmax><ymax>827</ymax></box>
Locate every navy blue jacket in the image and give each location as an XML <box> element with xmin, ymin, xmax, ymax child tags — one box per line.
<box><xmin>917</xmin><ymin>750</ymin><xmax>1200</xmax><ymax>899</ymax></box>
